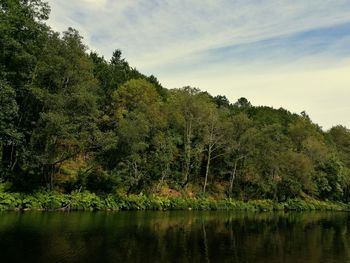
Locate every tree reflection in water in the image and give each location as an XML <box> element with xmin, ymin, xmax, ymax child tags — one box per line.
<box><xmin>0</xmin><ymin>211</ymin><xmax>349</xmax><ymax>263</ymax></box>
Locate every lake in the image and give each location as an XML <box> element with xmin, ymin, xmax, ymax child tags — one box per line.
<box><xmin>0</xmin><ymin>211</ymin><xmax>349</xmax><ymax>262</ymax></box>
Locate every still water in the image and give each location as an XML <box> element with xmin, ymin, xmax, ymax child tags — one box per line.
<box><xmin>0</xmin><ymin>211</ymin><xmax>349</xmax><ymax>263</ymax></box>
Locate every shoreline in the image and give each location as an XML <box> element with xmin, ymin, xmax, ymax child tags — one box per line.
<box><xmin>1</xmin><ymin>192</ymin><xmax>349</xmax><ymax>212</ymax></box>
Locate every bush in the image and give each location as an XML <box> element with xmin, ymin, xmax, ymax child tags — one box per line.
<box><xmin>0</xmin><ymin>192</ymin><xmax>21</xmax><ymax>210</ymax></box>
<box><xmin>0</xmin><ymin>191</ymin><xmax>349</xmax><ymax>211</ymax></box>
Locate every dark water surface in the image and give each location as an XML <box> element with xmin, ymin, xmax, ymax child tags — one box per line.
<box><xmin>0</xmin><ymin>211</ymin><xmax>349</xmax><ymax>263</ymax></box>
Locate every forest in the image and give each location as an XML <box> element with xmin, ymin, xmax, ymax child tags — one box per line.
<box><xmin>1</xmin><ymin>0</ymin><xmax>350</xmax><ymax>207</ymax></box>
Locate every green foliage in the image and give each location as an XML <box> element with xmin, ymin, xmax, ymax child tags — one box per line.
<box><xmin>0</xmin><ymin>81</ymin><xmax>19</xmax><ymax>144</ymax></box>
<box><xmin>329</xmin><ymin>126</ymin><xmax>350</xmax><ymax>167</ymax></box>
<box><xmin>0</xmin><ymin>191</ymin><xmax>349</xmax><ymax>211</ymax></box>
<box><xmin>0</xmin><ymin>192</ymin><xmax>21</xmax><ymax>210</ymax></box>
<box><xmin>283</xmin><ymin>198</ymin><xmax>350</xmax><ymax>211</ymax></box>
<box><xmin>1</xmin><ymin>0</ymin><xmax>350</xmax><ymax>206</ymax></box>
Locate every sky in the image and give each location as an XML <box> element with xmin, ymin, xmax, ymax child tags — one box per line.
<box><xmin>46</xmin><ymin>0</ymin><xmax>350</xmax><ymax>129</ymax></box>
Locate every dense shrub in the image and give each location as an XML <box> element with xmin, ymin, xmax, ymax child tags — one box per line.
<box><xmin>0</xmin><ymin>192</ymin><xmax>349</xmax><ymax>211</ymax></box>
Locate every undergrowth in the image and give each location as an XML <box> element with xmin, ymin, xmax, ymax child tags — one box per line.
<box><xmin>0</xmin><ymin>191</ymin><xmax>349</xmax><ymax>211</ymax></box>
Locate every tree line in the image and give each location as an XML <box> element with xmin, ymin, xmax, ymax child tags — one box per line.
<box><xmin>1</xmin><ymin>0</ymin><xmax>350</xmax><ymax>202</ymax></box>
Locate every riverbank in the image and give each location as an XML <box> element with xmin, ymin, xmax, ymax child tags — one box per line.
<box><xmin>1</xmin><ymin>191</ymin><xmax>349</xmax><ymax>211</ymax></box>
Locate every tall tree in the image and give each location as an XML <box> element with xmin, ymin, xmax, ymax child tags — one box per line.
<box><xmin>202</xmin><ymin>108</ymin><xmax>229</xmax><ymax>193</ymax></box>
<box><xmin>0</xmin><ymin>0</ymin><xmax>50</xmax><ymax>182</ymax></box>
<box><xmin>23</xmin><ymin>28</ymin><xmax>101</xmax><ymax>189</ymax></box>
<box><xmin>111</xmin><ymin>79</ymin><xmax>164</xmax><ymax>192</ymax></box>
<box><xmin>0</xmin><ymin>80</ymin><xmax>20</xmax><ymax>173</ymax></box>
<box><xmin>168</xmin><ymin>87</ymin><xmax>213</xmax><ymax>187</ymax></box>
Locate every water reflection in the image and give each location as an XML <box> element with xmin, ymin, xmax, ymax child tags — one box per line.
<box><xmin>0</xmin><ymin>211</ymin><xmax>349</xmax><ymax>263</ymax></box>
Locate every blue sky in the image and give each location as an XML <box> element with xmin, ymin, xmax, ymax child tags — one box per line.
<box><xmin>47</xmin><ymin>0</ymin><xmax>350</xmax><ymax>129</ymax></box>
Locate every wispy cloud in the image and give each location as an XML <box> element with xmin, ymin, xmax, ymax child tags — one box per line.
<box><xmin>46</xmin><ymin>0</ymin><xmax>350</xmax><ymax>129</ymax></box>
<box><xmin>48</xmin><ymin>1</ymin><xmax>350</xmax><ymax>66</ymax></box>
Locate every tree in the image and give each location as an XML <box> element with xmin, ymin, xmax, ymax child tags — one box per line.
<box><xmin>238</xmin><ymin>124</ymin><xmax>292</xmax><ymax>199</ymax></box>
<box><xmin>202</xmin><ymin>108</ymin><xmax>230</xmax><ymax>193</ymax></box>
<box><xmin>233</xmin><ymin>97</ymin><xmax>251</xmax><ymax>109</ymax></box>
<box><xmin>213</xmin><ymin>95</ymin><xmax>231</xmax><ymax>108</ymax></box>
<box><xmin>24</xmin><ymin>28</ymin><xmax>101</xmax><ymax>189</ymax></box>
<box><xmin>225</xmin><ymin>113</ymin><xmax>253</xmax><ymax>195</ymax></box>
<box><xmin>329</xmin><ymin>126</ymin><xmax>350</xmax><ymax>166</ymax></box>
<box><xmin>0</xmin><ymin>80</ymin><xmax>20</xmax><ymax>174</ymax></box>
<box><xmin>111</xmin><ymin>79</ymin><xmax>164</xmax><ymax>193</ymax></box>
<box><xmin>151</xmin><ymin>131</ymin><xmax>179</xmax><ymax>192</ymax></box>
<box><xmin>168</xmin><ymin>87</ymin><xmax>213</xmax><ymax>187</ymax></box>
<box><xmin>0</xmin><ymin>0</ymin><xmax>50</xmax><ymax>185</ymax></box>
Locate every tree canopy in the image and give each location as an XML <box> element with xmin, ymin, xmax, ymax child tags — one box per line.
<box><xmin>1</xmin><ymin>0</ymin><xmax>349</xmax><ymax>202</ymax></box>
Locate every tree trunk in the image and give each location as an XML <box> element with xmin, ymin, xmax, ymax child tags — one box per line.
<box><xmin>183</xmin><ymin>118</ymin><xmax>192</xmax><ymax>187</ymax></box>
<box><xmin>156</xmin><ymin>163</ymin><xmax>169</xmax><ymax>192</ymax></box>
<box><xmin>204</xmin><ymin>114</ymin><xmax>215</xmax><ymax>193</ymax></box>
<box><xmin>229</xmin><ymin>156</ymin><xmax>246</xmax><ymax>195</ymax></box>
<box><xmin>229</xmin><ymin>158</ymin><xmax>239</xmax><ymax>194</ymax></box>
<box><xmin>203</xmin><ymin>146</ymin><xmax>211</xmax><ymax>193</ymax></box>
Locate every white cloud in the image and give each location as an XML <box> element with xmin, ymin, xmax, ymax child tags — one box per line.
<box><xmin>80</xmin><ymin>0</ymin><xmax>108</xmax><ymax>7</ymax></box>
<box><xmin>160</xmin><ymin>60</ymin><xmax>350</xmax><ymax>129</ymax></box>
<box><xmin>45</xmin><ymin>0</ymin><xmax>350</xmax><ymax>129</ymax></box>
<box><xmin>47</xmin><ymin>1</ymin><xmax>350</xmax><ymax>66</ymax></box>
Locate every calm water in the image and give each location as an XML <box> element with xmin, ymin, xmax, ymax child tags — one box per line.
<box><xmin>0</xmin><ymin>211</ymin><xmax>349</xmax><ymax>263</ymax></box>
